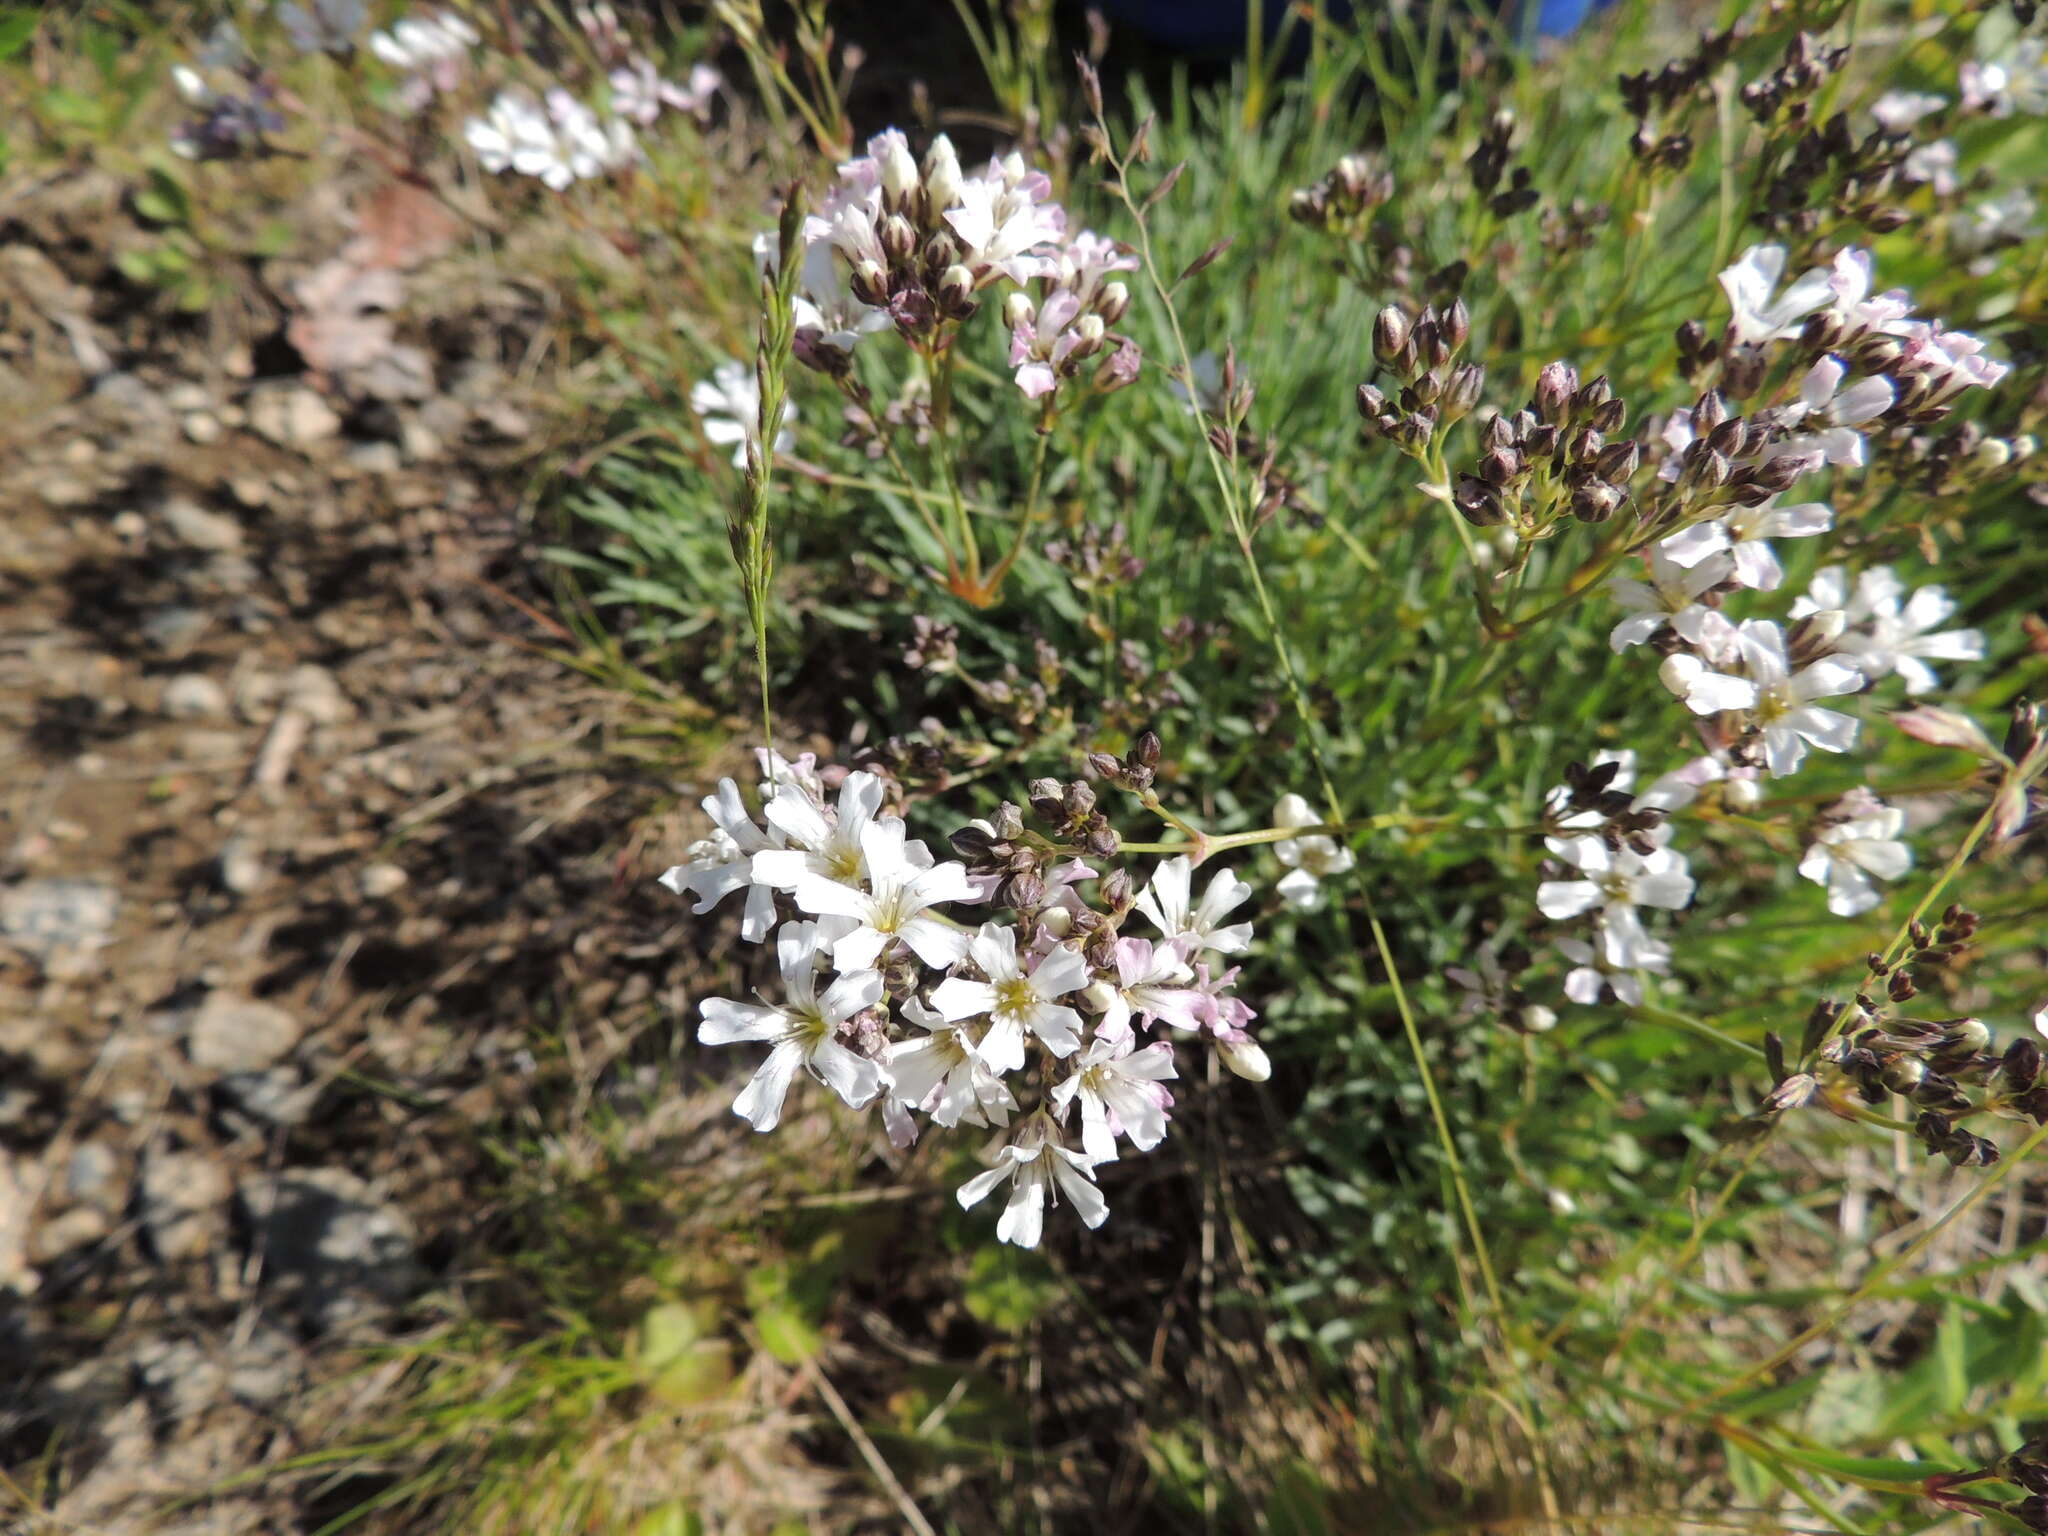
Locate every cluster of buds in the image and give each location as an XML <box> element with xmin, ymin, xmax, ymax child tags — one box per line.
<box><xmin>1468</xmin><ymin>111</ymin><xmax>1540</xmax><ymax>218</ymax></box>
<box><xmin>813</xmin><ymin>130</ymin><xmax>990</xmax><ymax>342</ymax></box>
<box><xmin>1640</xmin><ymin>388</ymin><xmax>1817</xmax><ymax>529</ymax></box>
<box><xmin>1619</xmin><ymin>24</ymin><xmax>1741</xmax><ymax>167</ymax></box>
<box><xmin>1890</xmin><ymin>420</ymin><xmax>2038</xmax><ymax>496</ymax></box>
<box><xmin>662</xmin><ymin>746</ymin><xmax>1266</xmax><ymax>1248</ymax></box>
<box><xmin>1355</xmin><ymin>299</ymin><xmax>1483</xmax><ymax>453</ymax></box>
<box><xmin>1000</xmin><ymin>231</ymin><xmax>1141</xmax><ymax>402</ymax></box>
<box><xmin>1753</xmin><ymin>109</ymin><xmax>1929</xmax><ymax>236</ymax></box>
<box><xmin>1289</xmin><ymin>153</ymin><xmax>1395</xmax><ymax>235</ymax></box>
<box><xmin>1044</xmin><ymin>522</ymin><xmax>1145</xmax><ymax>594</ymax></box>
<box><xmin>1739</xmin><ymin>30</ymin><xmax>1851</xmax><ymax>125</ymax></box>
<box><xmin>1453</xmin><ymin>362</ymin><xmax>1640</xmax><ymax>529</ymax></box>
<box><xmin>1540</xmin><ymin>758</ymin><xmax>1668</xmax><ymax>855</ymax></box>
<box><xmin>1753</xmin><ymin>907</ymin><xmax>2048</xmax><ymax>1163</ymax></box>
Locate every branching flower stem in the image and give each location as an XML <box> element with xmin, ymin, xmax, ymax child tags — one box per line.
<box><xmin>1091</xmin><ymin>96</ymin><xmax>1561</xmax><ymax>1521</ymax></box>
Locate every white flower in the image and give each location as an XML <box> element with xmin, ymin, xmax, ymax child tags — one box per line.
<box><xmin>1901</xmin><ymin>139</ymin><xmax>1960</xmax><ymax>196</ymax></box>
<box><xmin>698</xmin><ymin>922</ymin><xmax>884</xmax><ymax>1132</ymax></box>
<box><xmin>1738</xmin><ymin>619</ymin><xmax>1865</xmax><ymax>776</ymax></box>
<box><xmin>690</xmin><ymin>357</ymin><xmax>796</xmax><ymax>469</ymax></box>
<box><xmin>885</xmin><ymin>996</ymin><xmax>1016</xmax><ymax>1129</ymax></box>
<box><xmin>1825</xmin><ymin>248</ymin><xmax>1915</xmax><ymax>337</ymax></box>
<box><xmin>465</xmin><ymin>92</ymin><xmax>569</xmax><ymax>186</ymax></box>
<box><xmin>1557</xmin><ymin>932</ymin><xmax>1669</xmax><ymax>1007</ymax></box>
<box><xmin>1608</xmin><ymin>546</ymin><xmax>1735</xmax><ymax>650</ymax></box>
<box><xmin>1538</xmin><ymin>839</ymin><xmax>1694</xmax><ymax>969</ymax></box>
<box><xmin>369</xmin><ymin>10</ymin><xmax>477</xmax><ymax>72</ymax></box>
<box><xmin>1050</xmin><ymin>1032</ymin><xmax>1177</xmax><ymax>1163</ymax></box>
<box><xmin>1772</xmin><ymin>356</ymin><xmax>1894</xmax><ymax>468</ymax></box>
<box><xmin>1659</xmin><ymin>651</ymin><xmax>1761</xmax><ymax>717</ymax></box>
<box><xmin>1091</xmin><ymin>937</ymin><xmax>1205</xmax><ymax>1036</ymax></box>
<box><xmin>1890</xmin><ymin>319</ymin><xmax>2011</xmax><ymax>394</ymax></box>
<box><xmin>658</xmin><ymin>778</ymin><xmax>783</xmax><ymax>942</ymax></box>
<box><xmin>1005</xmin><ymin>289</ymin><xmax>1098</xmax><ymax>398</ymax></box>
<box><xmin>1961</xmin><ymin>38</ymin><xmax>2048</xmax><ymax>117</ymax></box>
<box><xmin>1135</xmin><ymin>855</ymin><xmax>1253</xmax><ymax>957</ymax></box>
<box><xmin>793</xmin><ymin>819</ymin><xmax>974</xmax><ymax>971</ymax></box>
<box><xmin>1658</xmin><ymin>498</ymin><xmax>1832</xmax><ymax>591</ymax></box>
<box><xmin>956</xmin><ymin>1117</ymin><xmax>1107</xmax><ymax>1249</ymax></box>
<box><xmin>944</xmin><ymin>165</ymin><xmax>1066</xmax><ymax>287</ymax></box>
<box><xmin>1872</xmin><ymin>90</ymin><xmax>1946</xmax><ymax>132</ymax></box>
<box><xmin>544</xmin><ymin>87</ymin><xmax>636</xmax><ymax>178</ymax></box>
<box><xmin>1799</xmin><ymin>804</ymin><xmax>1912</xmax><ymax>916</ymax></box>
<box><xmin>1719</xmin><ymin>243</ymin><xmax>1833</xmax><ymax>344</ymax></box>
<box><xmin>610</xmin><ymin>56</ymin><xmax>720</xmax><ymax>125</ymax></box>
<box><xmin>1793</xmin><ymin>567</ymin><xmax>1984</xmax><ymax>695</ymax></box>
<box><xmin>751</xmin><ymin>769</ymin><xmax>892</xmax><ymax>891</ymax></box>
<box><xmin>1272</xmin><ymin>794</ymin><xmax>1353</xmax><ymax>909</ymax></box>
<box><xmin>930</xmin><ymin>923</ymin><xmax>1087</xmax><ymax>1072</ymax></box>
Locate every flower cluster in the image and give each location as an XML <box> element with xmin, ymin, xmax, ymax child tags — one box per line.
<box><xmin>460</xmin><ymin>5</ymin><xmax>720</xmax><ymax>190</ymax></box>
<box><xmin>1533</xmin><ymin>242</ymin><xmax>2001</xmax><ymax>1004</ymax></box>
<box><xmin>369</xmin><ymin>8</ymin><xmax>477</xmax><ymax>110</ymax></box>
<box><xmin>659</xmin><ymin>745</ymin><xmax>1265</xmax><ymax>1248</ymax></box>
<box><xmin>169</xmin><ymin>27</ymin><xmax>287</xmax><ymax>161</ymax></box>
<box><xmin>787</xmin><ymin>127</ymin><xmax>1141</xmax><ymax>397</ymax></box>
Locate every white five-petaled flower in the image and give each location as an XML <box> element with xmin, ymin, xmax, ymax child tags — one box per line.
<box><xmin>1954</xmin><ymin>191</ymin><xmax>2040</xmax><ymax>255</ymax></box>
<box><xmin>610</xmin><ymin>57</ymin><xmax>719</xmax><ymax>124</ymax></box>
<box><xmin>885</xmin><ymin>996</ymin><xmax>1016</xmax><ymax>1130</ymax></box>
<box><xmin>1719</xmin><ymin>243</ymin><xmax>1834</xmax><ymax>344</ymax></box>
<box><xmin>690</xmin><ymin>357</ymin><xmax>796</xmax><ymax>469</ymax></box>
<box><xmin>1135</xmin><ymin>855</ymin><xmax>1254</xmax><ymax>957</ymax></box>
<box><xmin>1608</xmin><ymin>546</ymin><xmax>1735</xmax><ymax>651</ymax></box>
<box><xmin>930</xmin><ymin>923</ymin><xmax>1087</xmax><ymax>1072</ymax></box>
<box><xmin>956</xmin><ymin>1116</ymin><xmax>1107</xmax><ymax>1250</ymax></box>
<box><xmin>1737</xmin><ymin>619</ymin><xmax>1866</xmax><ymax>776</ymax></box>
<box><xmin>370</xmin><ymin>9</ymin><xmax>477</xmax><ymax>99</ymax></box>
<box><xmin>1090</xmin><ymin>937</ymin><xmax>1205</xmax><ymax>1037</ymax></box>
<box><xmin>1050</xmin><ymin>1032</ymin><xmax>1177</xmax><ymax>1163</ymax></box>
<box><xmin>1773</xmin><ymin>356</ymin><xmax>1895</xmax><ymax>468</ymax></box>
<box><xmin>1658</xmin><ymin>498</ymin><xmax>1832</xmax><ymax>592</ymax></box>
<box><xmin>1272</xmin><ymin>793</ymin><xmax>1353</xmax><ymax>910</ymax></box>
<box><xmin>1825</xmin><ymin>248</ymin><xmax>1915</xmax><ymax>337</ymax></box>
<box><xmin>1799</xmin><ymin>802</ymin><xmax>1912</xmax><ymax>916</ymax></box>
<box><xmin>1901</xmin><ymin>139</ymin><xmax>1960</xmax><ymax>196</ymax></box>
<box><xmin>658</xmin><ymin>777</ymin><xmax>782</xmax><ymax>942</ymax></box>
<box><xmin>944</xmin><ymin>162</ymin><xmax>1066</xmax><ymax>287</ymax></box>
<box><xmin>794</xmin><ymin>819</ymin><xmax>973</xmax><ymax>971</ymax></box>
<box><xmin>698</xmin><ymin>922</ymin><xmax>884</xmax><ymax>1132</ymax></box>
<box><xmin>1791</xmin><ymin>566</ymin><xmax>1985</xmax><ymax>696</ymax></box>
<box><xmin>1006</xmin><ymin>289</ymin><xmax>1096</xmax><ymax>399</ymax></box>
<box><xmin>1557</xmin><ymin>931</ymin><xmax>1670</xmax><ymax>1007</ymax></box>
<box><xmin>1538</xmin><ymin>839</ymin><xmax>1695</xmax><ymax>969</ymax></box>
<box><xmin>751</xmin><ymin>769</ymin><xmax>891</xmax><ymax>891</ymax></box>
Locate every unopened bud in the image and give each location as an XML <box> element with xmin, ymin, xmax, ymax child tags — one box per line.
<box><xmin>922</xmin><ymin>134</ymin><xmax>963</xmax><ymax>209</ymax></box>
<box><xmin>1894</xmin><ymin>705</ymin><xmax>2002</xmax><ymax>760</ymax></box>
<box><xmin>879</xmin><ymin>133</ymin><xmax>919</xmax><ymax>204</ymax></box>
<box><xmin>1372</xmin><ymin>306</ymin><xmax>1411</xmax><ymax>368</ymax></box>
<box><xmin>937</xmin><ymin>264</ymin><xmax>975</xmax><ymax>313</ymax></box>
<box><xmin>1003</xmin><ymin>291</ymin><xmax>1036</xmax><ymax>332</ymax></box>
<box><xmin>1533</xmin><ymin>361</ymin><xmax>1578</xmax><ymax>423</ymax></box>
<box><xmin>1723</xmin><ymin>774</ymin><xmax>1763</xmax><ymax>810</ymax></box>
<box><xmin>1096</xmin><ymin>281</ymin><xmax>1130</xmax><ymax>325</ymax></box>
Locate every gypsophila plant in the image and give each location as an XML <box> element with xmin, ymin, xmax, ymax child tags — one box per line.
<box><xmin>659</xmin><ymin>733</ymin><xmax>1293</xmax><ymax>1248</ymax></box>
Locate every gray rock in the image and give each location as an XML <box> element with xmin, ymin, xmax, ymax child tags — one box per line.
<box><xmin>218</xmin><ymin>1065</ymin><xmax>319</xmax><ymax>1127</ymax></box>
<box><xmin>246</xmin><ymin>383</ymin><xmax>341</xmax><ymax>450</ymax></box>
<box><xmin>162</xmin><ymin>673</ymin><xmax>229</xmax><ymax>720</ymax></box>
<box><xmin>1</xmin><ymin>878</ymin><xmax>117</xmax><ymax>958</ymax></box>
<box><xmin>139</xmin><ymin>1150</ymin><xmax>230</xmax><ymax>1263</ymax></box>
<box><xmin>238</xmin><ymin>1169</ymin><xmax>422</xmax><ymax>1332</ymax></box>
<box><xmin>358</xmin><ymin>862</ymin><xmax>408</xmax><ymax>900</ymax></box>
<box><xmin>186</xmin><ymin>992</ymin><xmax>303</xmax><ymax>1074</ymax></box>
<box><xmin>227</xmin><ymin>1319</ymin><xmax>302</xmax><ymax>1405</ymax></box>
<box><xmin>182</xmin><ymin>411</ymin><xmax>224</xmax><ymax>445</ymax></box>
<box><xmin>66</xmin><ymin>1141</ymin><xmax>122</xmax><ymax>1209</ymax></box>
<box><xmin>141</xmin><ymin>605</ymin><xmax>211</xmax><ymax>655</ymax></box>
<box><xmin>133</xmin><ymin>1336</ymin><xmax>226</xmax><ymax>1424</ymax></box>
<box><xmin>282</xmin><ymin>663</ymin><xmax>350</xmax><ymax>725</ymax></box>
<box><xmin>159</xmin><ymin>496</ymin><xmax>244</xmax><ymax>553</ymax></box>
<box><xmin>345</xmin><ymin>440</ymin><xmax>402</xmax><ymax>475</ymax></box>
<box><xmin>216</xmin><ymin>837</ymin><xmax>267</xmax><ymax>896</ymax></box>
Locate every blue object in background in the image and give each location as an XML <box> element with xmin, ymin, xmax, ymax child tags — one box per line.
<box><xmin>1095</xmin><ymin>0</ymin><xmax>1607</xmax><ymax>54</ymax></box>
